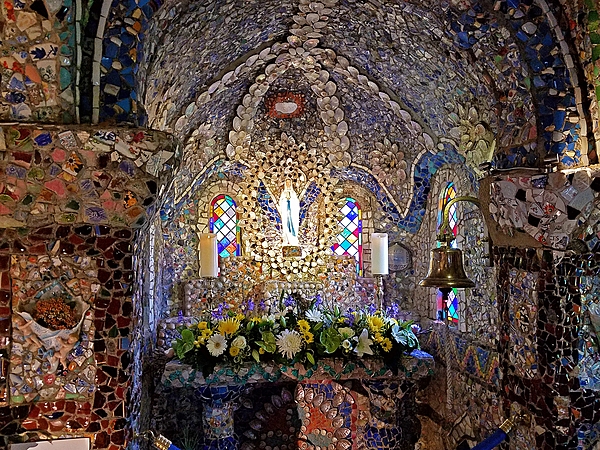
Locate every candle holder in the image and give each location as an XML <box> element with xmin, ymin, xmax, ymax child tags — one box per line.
<box><xmin>374</xmin><ymin>274</ymin><xmax>384</xmax><ymax>310</ymax></box>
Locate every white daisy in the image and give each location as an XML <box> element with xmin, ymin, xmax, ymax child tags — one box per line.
<box><xmin>206</xmin><ymin>334</ymin><xmax>227</xmax><ymax>357</ymax></box>
<box><xmin>305</xmin><ymin>308</ymin><xmax>324</xmax><ymax>322</ymax></box>
<box><xmin>276</xmin><ymin>329</ymin><xmax>303</xmax><ymax>360</ymax></box>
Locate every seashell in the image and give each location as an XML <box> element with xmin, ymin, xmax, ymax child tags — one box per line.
<box><xmin>306</xmin><ymin>13</ymin><xmax>320</xmax><ymax>24</ymax></box>
<box><xmin>174</xmin><ymin>116</ymin><xmax>187</xmax><ymax>131</ymax></box>
<box><xmin>282</xmin><ymin>389</ymin><xmax>293</xmax><ymax>403</ymax></box>
<box><xmin>399</xmin><ymin>109</ymin><xmax>411</xmax><ymax>123</ymax></box>
<box><xmin>410</xmin><ymin>120</ymin><xmax>422</xmax><ymax>134</ymax></box>
<box><xmin>312</xmin><ymin>393</ymin><xmax>324</xmax><ymax>407</ymax></box>
<box><xmin>336</xmin><ymin>440</ymin><xmax>352</xmax><ymax>450</ymax></box>
<box><xmin>222</xmin><ymin>70</ymin><xmax>235</xmax><ymax>84</ymax></box>
<box><xmin>319</xmin><ymin>400</ymin><xmax>332</xmax><ymax>414</ymax></box>
<box><xmin>304</xmin><ymin>38</ymin><xmax>319</xmax><ymax>50</ymax></box>
<box><xmin>293</xmin><ymin>15</ymin><xmax>307</xmax><ymax>25</ymax></box>
<box><xmin>326</xmin><ymin>407</ymin><xmax>338</xmax><ymax>419</ymax></box>
<box><xmin>305</xmin><ymin>388</ymin><xmax>315</xmax><ymax>403</ymax></box>
<box><xmin>329</xmin><ymin>96</ymin><xmax>339</xmax><ymax>109</ymax></box>
<box><xmin>340</xmin><ymin>136</ymin><xmax>350</xmax><ymax>151</ymax></box>
<box><xmin>313</xmin><ymin>21</ymin><xmax>327</xmax><ymax>29</ymax></box>
<box><xmin>249</xmin><ymin>420</ymin><xmax>263</xmax><ymax>431</ymax></box>
<box><xmin>423</xmin><ymin>133</ymin><xmax>434</xmax><ymax>150</ymax></box>
<box><xmin>295</xmin><ymin>385</ymin><xmax>305</xmax><ymax>402</ymax></box>
<box><xmin>334</xmin><ymin>108</ymin><xmax>344</xmax><ymax>122</ymax></box>
<box><xmin>264</xmin><ymin>402</ymin><xmax>275</xmax><ymax>414</ymax></box>
<box><xmin>255</xmin><ymin>411</ymin><xmax>268</xmax><ymax>421</ymax></box>
<box><xmin>324</xmin><ymin>81</ymin><xmax>336</xmax><ymax>95</ymax></box>
<box><xmin>357</xmin><ymin>74</ymin><xmax>368</xmax><ymax>85</ymax></box>
<box><xmin>242</xmin><ymin>398</ymin><xmax>254</xmax><ymax>409</ymax></box>
<box><xmin>367</xmin><ymin>80</ymin><xmax>379</xmax><ymax>93</ymax></box>
<box><xmin>208</xmin><ymin>80</ymin><xmax>221</xmax><ymax>94</ymax></box>
<box><xmin>379</xmin><ymin>91</ymin><xmax>390</xmax><ymax>102</ymax></box>
<box><xmin>332</xmin><ymin>416</ymin><xmax>344</xmax><ymax>428</ymax></box>
<box><xmin>243</xmin><ymin>430</ymin><xmax>256</xmax><ymax>440</ymax></box>
<box><xmin>334</xmin><ymin>428</ymin><xmax>350</xmax><ymax>439</ymax></box>
<box><xmin>185</xmin><ymin>102</ymin><xmax>195</xmax><ymax>117</ymax></box>
<box><xmin>332</xmin><ymin>392</ymin><xmax>345</xmax><ymax>407</ymax></box>
<box><xmin>337</xmin><ymin>121</ymin><xmax>348</xmax><ymax>135</ymax></box>
<box><xmin>241</xmin><ymin>443</ymin><xmax>256</xmax><ymax>450</ymax></box>
<box><xmin>246</xmin><ymin>55</ymin><xmax>259</xmax><ymax>67</ymax></box>
<box><xmin>233</xmin><ymin>117</ymin><xmax>242</xmax><ymax>131</ymax></box>
<box><xmin>259</xmin><ymin>47</ymin><xmax>271</xmax><ymax>60</ymax></box>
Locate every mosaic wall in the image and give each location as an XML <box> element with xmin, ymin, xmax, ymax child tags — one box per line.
<box><xmin>0</xmin><ymin>0</ymin><xmax>77</xmax><ymax>123</ymax></box>
<box><xmin>0</xmin><ymin>125</ymin><xmax>179</xmax><ymax>448</ymax></box>
<box><xmin>489</xmin><ymin>170</ymin><xmax>600</xmax><ymax>251</ymax></box>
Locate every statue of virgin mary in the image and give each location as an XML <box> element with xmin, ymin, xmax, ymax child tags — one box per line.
<box><xmin>278</xmin><ymin>178</ymin><xmax>300</xmax><ymax>246</ymax></box>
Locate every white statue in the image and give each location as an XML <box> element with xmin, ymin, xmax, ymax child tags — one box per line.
<box><xmin>278</xmin><ymin>178</ymin><xmax>300</xmax><ymax>246</ymax></box>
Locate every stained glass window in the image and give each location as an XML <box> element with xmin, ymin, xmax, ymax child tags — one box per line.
<box><xmin>436</xmin><ymin>182</ymin><xmax>459</xmax><ymax>325</ymax></box>
<box><xmin>209</xmin><ymin>195</ymin><xmax>240</xmax><ymax>258</ymax></box>
<box><xmin>332</xmin><ymin>197</ymin><xmax>363</xmax><ymax>276</ymax></box>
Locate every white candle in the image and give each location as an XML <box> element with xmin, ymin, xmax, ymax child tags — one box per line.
<box><xmin>199</xmin><ymin>233</ymin><xmax>219</xmax><ymax>277</ymax></box>
<box><xmin>371</xmin><ymin>233</ymin><xmax>389</xmax><ymax>275</ymax></box>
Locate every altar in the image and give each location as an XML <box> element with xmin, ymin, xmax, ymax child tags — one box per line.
<box><xmin>159</xmin><ymin>351</ymin><xmax>433</xmax><ymax>450</ymax></box>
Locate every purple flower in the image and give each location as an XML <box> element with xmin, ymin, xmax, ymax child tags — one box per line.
<box><xmin>258</xmin><ymin>300</ymin><xmax>266</xmax><ymax>311</ymax></box>
<box><xmin>211</xmin><ymin>302</ymin><xmax>228</xmax><ymax>321</ymax></box>
<box><xmin>368</xmin><ymin>303</ymin><xmax>377</xmax><ymax>315</ymax></box>
<box><xmin>313</xmin><ymin>294</ymin><xmax>323</xmax><ymax>308</ymax></box>
<box><xmin>284</xmin><ymin>295</ymin><xmax>295</xmax><ymax>308</ymax></box>
<box><xmin>177</xmin><ymin>310</ymin><xmax>184</xmax><ymax>323</ymax></box>
<box><xmin>344</xmin><ymin>308</ymin><xmax>355</xmax><ymax>327</ymax></box>
<box><xmin>246</xmin><ymin>300</ymin><xmax>255</xmax><ymax>312</ymax></box>
<box><xmin>386</xmin><ymin>303</ymin><xmax>400</xmax><ymax>319</ymax></box>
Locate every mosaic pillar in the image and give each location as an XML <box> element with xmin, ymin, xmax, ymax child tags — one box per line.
<box><xmin>196</xmin><ymin>385</ymin><xmax>245</xmax><ymax>450</ymax></box>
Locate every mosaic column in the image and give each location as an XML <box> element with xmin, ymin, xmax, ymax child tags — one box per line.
<box><xmin>196</xmin><ymin>385</ymin><xmax>245</xmax><ymax>450</ymax></box>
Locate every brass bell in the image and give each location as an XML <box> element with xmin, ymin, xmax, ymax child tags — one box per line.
<box><xmin>419</xmin><ymin>245</ymin><xmax>475</xmax><ymax>289</ymax></box>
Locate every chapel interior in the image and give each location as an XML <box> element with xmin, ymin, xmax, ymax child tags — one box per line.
<box><xmin>0</xmin><ymin>0</ymin><xmax>600</xmax><ymax>449</ymax></box>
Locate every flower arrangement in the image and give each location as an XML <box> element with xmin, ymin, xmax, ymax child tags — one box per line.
<box><xmin>172</xmin><ymin>294</ymin><xmax>420</xmax><ymax>377</ymax></box>
<box><xmin>33</xmin><ymin>298</ymin><xmax>77</xmax><ymax>330</ymax></box>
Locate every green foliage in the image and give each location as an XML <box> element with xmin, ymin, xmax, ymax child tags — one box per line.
<box><xmin>171</xmin><ymin>302</ymin><xmax>420</xmax><ymax>378</ymax></box>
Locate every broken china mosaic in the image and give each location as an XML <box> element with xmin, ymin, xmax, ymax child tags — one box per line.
<box><xmin>0</xmin><ymin>0</ymin><xmax>77</xmax><ymax>123</ymax></box>
<box><xmin>0</xmin><ymin>124</ymin><xmax>178</xmax><ymax>446</ymax></box>
<box><xmin>155</xmin><ymin>355</ymin><xmax>433</xmax><ymax>450</ymax></box>
<box><xmin>489</xmin><ymin>170</ymin><xmax>600</xmax><ymax>251</ymax></box>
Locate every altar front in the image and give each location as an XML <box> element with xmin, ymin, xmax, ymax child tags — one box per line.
<box><xmin>157</xmin><ymin>352</ymin><xmax>433</xmax><ymax>450</ymax></box>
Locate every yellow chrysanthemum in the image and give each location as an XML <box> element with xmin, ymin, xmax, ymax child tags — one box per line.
<box><xmin>367</xmin><ymin>316</ymin><xmax>384</xmax><ymax>332</ymax></box>
<box><xmin>229</xmin><ymin>346</ymin><xmax>240</xmax><ymax>357</ymax></box>
<box><xmin>297</xmin><ymin>320</ymin><xmax>311</xmax><ymax>333</ymax></box>
<box><xmin>381</xmin><ymin>338</ymin><xmax>392</xmax><ymax>352</ymax></box>
<box><xmin>198</xmin><ymin>321</ymin><xmax>208</xmax><ymax>330</ymax></box>
<box><xmin>235</xmin><ymin>313</ymin><xmax>245</xmax><ymax>321</ymax></box>
<box><xmin>218</xmin><ymin>318</ymin><xmax>240</xmax><ymax>336</ymax></box>
<box><xmin>302</xmin><ymin>331</ymin><xmax>314</xmax><ymax>344</ymax></box>
<box><xmin>374</xmin><ymin>332</ymin><xmax>384</xmax><ymax>343</ymax></box>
